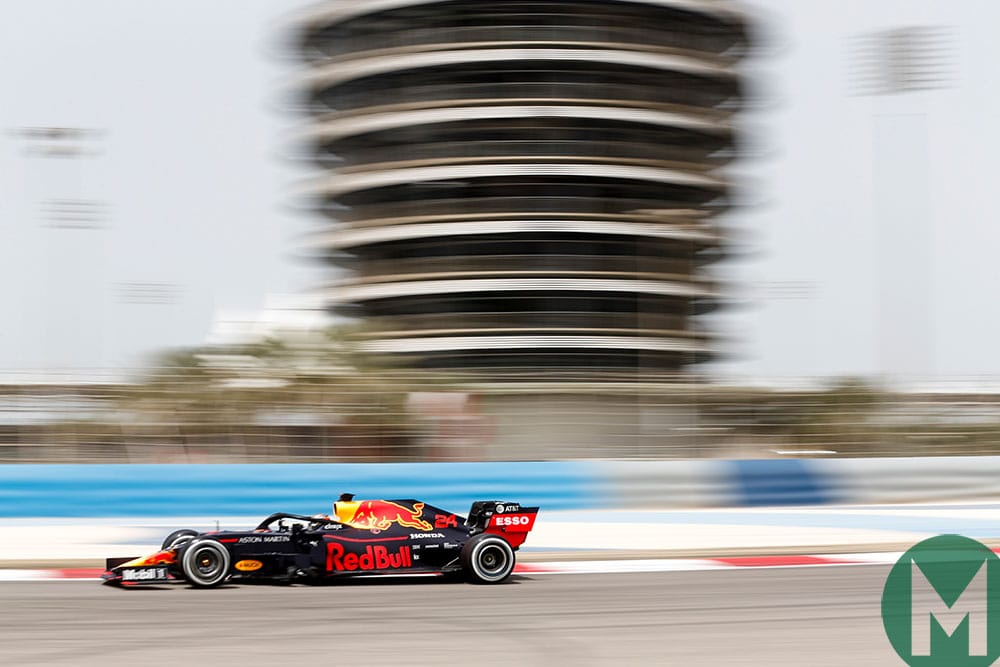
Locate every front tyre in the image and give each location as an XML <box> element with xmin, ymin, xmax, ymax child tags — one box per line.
<box><xmin>180</xmin><ymin>539</ymin><xmax>231</xmax><ymax>588</ymax></box>
<box><xmin>461</xmin><ymin>534</ymin><xmax>515</xmax><ymax>584</ymax></box>
<box><xmin>161</xmin><ymin>529</ymin><xmax>198</xmax><ymax>551</ymax></box>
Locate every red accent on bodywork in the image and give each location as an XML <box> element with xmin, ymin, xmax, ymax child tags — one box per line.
<box><xmin>218</xmin><ymin>538</ymin><xmax>239</xmax><ymax>543</ymax></box>
<box><xmin>321</xmin><ymin>534</ymin><xmax>409</xmax><ymax>543</ymax></box>
<box><xmin>484</xmin><ymin>511</ymin><xmax>538</xmax><ymax>549</ymax></box>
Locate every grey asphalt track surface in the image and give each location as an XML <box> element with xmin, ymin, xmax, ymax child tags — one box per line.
<box><xmin>0</xmin><ymin>567</ymin><xmax>900</xmax><ymax>666</ymax></box>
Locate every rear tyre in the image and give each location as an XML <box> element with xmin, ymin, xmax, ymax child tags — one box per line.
<box><xmin>461</xmin><ymin>534</ymin><xmax>515</xmax><ymax>584</ymax></box>
<box><xmin>161</xmin><ymin>529</ymin><xmax>199</xmax><ymax>551</ymax></box>
<box><xmin>180</xmin><ymin>539</ymin><xmax>231</xmax><ymax>588</ymax></box>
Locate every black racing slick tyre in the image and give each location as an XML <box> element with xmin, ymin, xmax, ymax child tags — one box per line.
<box><xmin>180</xmin><ymin>539</ymin><xmax>231</xmax><ymax>588</ymax></box>
<box><xmin>161</xmin><ymin>529</ymin><xmax>199</xmax><ymax>551</ymax></box>
<box><xmin>461</xmin><ymin>534</ymin><xmax>515</xmax><ymax>584</ymax></box>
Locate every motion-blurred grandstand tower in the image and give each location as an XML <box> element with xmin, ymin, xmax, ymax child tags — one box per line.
<box><xmin>293</xmin><ymin>0</ymin><xmax>750</xmax><ymax>379</ymax></box>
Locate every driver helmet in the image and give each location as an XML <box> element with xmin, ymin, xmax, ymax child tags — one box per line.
<box><xmin>333</xmin><ymin>492</ymin><xmax>359</xmax><ymax>523</ymax></box>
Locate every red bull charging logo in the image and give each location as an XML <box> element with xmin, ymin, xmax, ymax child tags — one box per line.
<box><xmin>340</xmin><ymin>500</ymin><xmax>433</xmax><ymax>532</ymax></box>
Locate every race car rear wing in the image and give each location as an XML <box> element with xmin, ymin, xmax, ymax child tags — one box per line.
<box><xmin>466</xmin><ymin>501</ymin><xmax>539</xmax><ymax>549</ymax></box>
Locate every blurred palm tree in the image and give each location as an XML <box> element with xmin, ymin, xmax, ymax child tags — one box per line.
<box><xmin>111</xmin><ymin>325</ymin><xmax>425</xmax><ymax>462</ymax></box>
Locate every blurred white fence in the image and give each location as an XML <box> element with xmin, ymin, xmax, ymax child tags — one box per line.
<box><xmin>2</xmin><ymin>369</ymin><xmax>1000</xmax><ymax>463</ymax></box>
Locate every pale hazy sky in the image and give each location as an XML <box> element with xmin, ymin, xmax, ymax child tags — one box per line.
<box><xmin>2</xmin><ymin>0</ymin><xmax>999</xmax><ymax>381</ymax></box>
<box><xmin>714</xmin><ymin>0</ymin><xmax>1000</xmax><ymax>382</ymax></box>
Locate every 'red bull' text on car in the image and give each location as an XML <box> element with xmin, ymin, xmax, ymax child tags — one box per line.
<box><xmin>102</xmin><ymin>495</ymin><xmax>539</xmax><ymax>588</ymax></box>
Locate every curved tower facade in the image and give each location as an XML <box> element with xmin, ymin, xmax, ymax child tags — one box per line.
<box><xmin>294</xmin><ymin>0</ymin><xmax>750</xmax><ymax>376</ymax></box>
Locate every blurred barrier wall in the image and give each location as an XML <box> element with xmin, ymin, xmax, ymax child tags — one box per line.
<box><xmin>811</xmin><ymin>457</ymin><xmax>1000</xmax><ymax>505</ymax></box>
<box><xmin>0</xmin><ymin>462</ymin><xmax>602</xmax><ymax>518</ymax></box>
<box><xmin>729</xmin><ymin>459</ymin><xmax>837</xmax><ymax>506</ymax></box>
<box><xmin>1</xmin><ymin>457</ymin><xmax>997</xmax><ymax>517</ymax></box>
<box><xmin>602</xmin><ymin>456</ymin><xmax>1000</xmax><ymax>507</ymax></box>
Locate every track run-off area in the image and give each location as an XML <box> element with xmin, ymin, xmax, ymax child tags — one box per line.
<box><xmin>0</xmin><ymin>566</ymin><xmax>899</xmax><ymax>666</ymax></box>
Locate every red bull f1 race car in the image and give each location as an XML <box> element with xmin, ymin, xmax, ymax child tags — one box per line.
<box><xmin>102</xmin><ymin>495</ymin><xmax>539</xmax><ymax>588</ymax></box>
